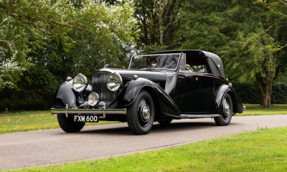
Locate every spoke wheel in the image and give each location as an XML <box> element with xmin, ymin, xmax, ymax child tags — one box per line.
<box><xmin>127</xmin><ymin>90</ymin><xmax>154</xmax><ymax>135</ymax></box>
<box><xmin>214</xmin><ymin>93</ymin><xmax>233</xmax><ymax>126</ymax></box>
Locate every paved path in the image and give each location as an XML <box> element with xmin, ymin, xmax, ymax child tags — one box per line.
<box><xmin>1</xmin><ymin>115</ymin><xmax>287</xmax><ymax>170</ymax></box>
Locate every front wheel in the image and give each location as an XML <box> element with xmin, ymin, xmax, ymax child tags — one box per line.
<box><xmin>57</xmin><ymin>114</ymin><xmax>85</xmax><ymax>133</ymax></box>
<box><xmin>214</xmin><ymin>93</ymin><xmax>233</xmax><ymax>126</ymax></box>
<box><xmin>126</xmin><ymin>90</ymin><xmax>155</xmax><ymax>135</ymax></box>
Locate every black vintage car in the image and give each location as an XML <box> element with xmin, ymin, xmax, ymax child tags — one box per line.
<box><xmin>51</xmin><ymin>50</ymin><xmax>245</xmax><ymax>135</ymax></box>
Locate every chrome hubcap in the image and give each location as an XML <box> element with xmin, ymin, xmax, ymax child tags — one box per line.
<box><xmin>223</xmin><ymin>99</ymin><xmax>230</xmax><ymax>117</ymax></box>
<box><xmin>140</xmin><ymin>104</ymin><xmax>150</xmax><ymax>123</ymax></box>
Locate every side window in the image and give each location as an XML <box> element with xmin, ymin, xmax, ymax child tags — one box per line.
<box><xmin>189</xmin><ymin>65</ymin><xmax>207</xmax><ymax>73</ymax></box>
<box><xmin>186</xmin><ymin>56</ymin><xmax>208</xmax><ymax>73</ymax></box>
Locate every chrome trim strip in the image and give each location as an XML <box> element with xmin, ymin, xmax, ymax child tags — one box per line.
<box><xmin>51</xmin><ymin>108</ymin><xmax>127</xmax><ymax>116</ymax></box>
<box><xmin>180</xmin><ymin>114</ymin><xmax>221</xmax><ymax>118</ymax></box>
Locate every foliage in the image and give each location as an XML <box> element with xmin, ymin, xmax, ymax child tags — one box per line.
<box><xmin>133</xmin><ymin>0</ymin><xmax>184</xmax><ymax>51</ymax></box>
<box><xmin>0</xmin><ymin>0</ymin><xmax>137</xmax><ymax>110</ymax></box>
<box><xmin>179</xmin><ymin>0</ymin><xmax>287</xmax><ymax>107</ymax></box>
<box><xmin>271</xmin><ymin>83</ymin><xmax>287</xmax><ymax>104</ymax></box>
<box><xmin>0</xmin><ymin>0</ymin><xmax>137</xmax><ymax>90</ymax></box>
<box><xmin>232</xmin><ymin>82</ymin><xmax>287</xmax><ymax>104</ymax></box>
<box><xmin>257</xmin><ymin>0</ymin><xmax>287</xmax><ymax>19</ymax></box>
<box><xmin>232</xmin><ymin>82</ymin><xmax>261</xmax><ymax>104</ymax></box>
<box><xmin>7</xmin><ymin>126</ymin><xmax>287</xmax><ymax>171</ymax></box>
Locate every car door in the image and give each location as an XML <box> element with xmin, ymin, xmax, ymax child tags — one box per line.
<box><xmin>174</xmin><ymin>72</ymin><xmax>214</xmax><ymax>114</ymax></box>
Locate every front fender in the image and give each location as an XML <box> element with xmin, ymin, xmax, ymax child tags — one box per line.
<box><xmin>54</xmin><ymin>80</ymin><xmax>92</xmax><ymax>108</ymax></box>
<box><xmin>213</xmin><ymin>84</ymin><xmax>244</xmax><ymax>114</ymax></box>
<box><xmin>55</xmin><ymin>80</ymin><xmax>77</xmax><ymax>108</ymax></box>
<box><xmin>110</xmin><ymin>77</ymin><xmax>181</xmax><ymax>117</ymax></box>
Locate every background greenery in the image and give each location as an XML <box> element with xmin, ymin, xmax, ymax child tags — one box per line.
<box><xmin>1</xmin><ymin>0</ymin><xmax>287</xmax><ymax>111</ymax></box>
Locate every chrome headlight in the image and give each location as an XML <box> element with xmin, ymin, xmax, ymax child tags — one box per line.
<box><xmin>88</xmin><ymin>92</ymin><xmax>99</xmax><ymax>106</ymax></box>
<box><xmin>72</xmin><ymin>73</ymin><xmax>88</xmax><ymax>92</ymax></box>
<box><xmin>107</xmin><ymin>73</ymin><xmax>122</xmax><ymax>91</ymax></box>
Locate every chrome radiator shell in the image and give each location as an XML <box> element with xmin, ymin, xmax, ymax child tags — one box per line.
<box><xmin>92</xmin><ymin>71</ymin><xmax>116</xmax><ymax>107</ymax></box>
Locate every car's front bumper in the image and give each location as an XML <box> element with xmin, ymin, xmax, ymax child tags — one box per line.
<box><xmin>51</xmin><ymin>107</ymin><xmax>127</xmax><ymax>118</ymax></box>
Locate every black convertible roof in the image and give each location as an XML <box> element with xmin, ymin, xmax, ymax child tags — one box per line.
<box><xmin>151</xmin><ymin>49</ymin><xmax>225</xmax><ymax>78</ymax></box>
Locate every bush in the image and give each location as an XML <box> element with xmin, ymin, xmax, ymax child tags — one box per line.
<box><xmin>232</xmin><ymin>82</ymin><xmax>261</xmax><ymax>104</ymax></box>
<box><xmin>1</xmin><ymin>81</ymin><xmax>287</xmax><ymax>111</ymax></box>
<box><xmin>271</xmin><ymin>83</ymin><xmax>287</xmax><ymax>104</ymax></box>
<box><xmin>232</xmin><ymin>82</ymin><xmax>287</xmax><ymax>104</ymax></box>
<box><xmin>0</xmin><ymin>98</ymin><xmax>50</xmax><ymax>111</ymax></box>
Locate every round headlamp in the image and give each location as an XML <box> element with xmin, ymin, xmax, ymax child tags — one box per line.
<box><xmin>88</xmin><ymin>92</ymin><xmax>99</xmax><ymax>106</ymax></box>
<box><xmin>107</xmin><ymin>73</ymin><xmax>122</xmax><ymax>91</ymax></box>
<box><xmin>72</xmin><ymin>73</ymin><xmax>88</xmax><ymax>92</ymax></box>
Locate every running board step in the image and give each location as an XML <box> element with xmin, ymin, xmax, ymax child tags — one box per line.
<box><xmin>180</xmin><ymin>114</ymin><xmax>221</xmax><ymax>118</ymax></box>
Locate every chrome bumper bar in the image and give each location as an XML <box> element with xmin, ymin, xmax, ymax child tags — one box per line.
<box><xmin>51</xmin><ymin>107</ymin><xmax>127</xmax><ymax>118</ymax></box>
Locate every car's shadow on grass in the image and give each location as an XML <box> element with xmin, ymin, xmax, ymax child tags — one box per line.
<box><xmin>75</xmin><ymin>120</ymin><xmax>241</xmax><ymax>136</ymax></box>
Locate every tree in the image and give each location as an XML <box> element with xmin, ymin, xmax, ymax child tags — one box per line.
<box><xmin>180</xmin><ymin>0</ymin><xmax>287</xmax><ymax>107</ymax></box>
<box><xmin>221</xmin><ymin>28</ymin><xmax>281</xmax><ymax>107</ymax></box>
<box><xmin>0</xmin><ymin>0</ymin><xmax>137</xmax><ymax>90</ymax></box>
<box><xmin>133</xmin><ymin>0</ymin><xmax>183</xmax><ymax>51</ymax></box>
<box><xmin>257</xmin><ymin>0</ymin><xmax>287</xmax><ymax>18</ymax></box>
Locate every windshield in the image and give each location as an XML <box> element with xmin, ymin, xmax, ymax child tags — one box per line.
<box><xmin>129</xmin><ymin>54</ymin><xmax>181</xmax><ymax>70</ymax></box>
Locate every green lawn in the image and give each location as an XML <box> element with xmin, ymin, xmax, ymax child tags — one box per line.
<box><xmin>239</xmin><ymin>104</ymin><xmax>287</xmax><ymax>116</ymax></box>
<box><xmin>0</xmin><ymin>111</ymin><xmax>119</xmax><ymax>134</ymax></box>
<box><xmin>1</xmin><ymin>104</ymin><xmax>286</xmax><ymax>135</ymax></box>
<box><xmin>6</xmin><ymin>126</ymin><xmax>287</xmax><ymax>172</ymax></box>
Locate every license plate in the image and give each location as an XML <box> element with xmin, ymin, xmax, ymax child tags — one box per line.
<box><xmin>74</xmin><ymin>115</ymin><xmax>99</xmax><ymax>122</ymax></box>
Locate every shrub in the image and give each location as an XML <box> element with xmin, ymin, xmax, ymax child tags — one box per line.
<box><xmin>232</xmin><ymin>82</ymin><xmax>287</xmax><ymax>104</ymax></box>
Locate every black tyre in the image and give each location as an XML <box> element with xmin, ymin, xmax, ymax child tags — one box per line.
<box><xmin>214</xmin><ymin>93</ymin><xmax>233</xmax><ymax>126</ymax></box>
<box><xmin>158</xmin><ymin>118</ymin><xmax>172</xmax><ymax>125</ymax></box>
<box><xmin>57</xmin><ymin>114</ymin><xmax>85</xmax><ymax>133</ymax></box>
<box><xmin>126</xmin><ymin>90</ymin><xmax>155</xmax><ymax>135</ymax></box>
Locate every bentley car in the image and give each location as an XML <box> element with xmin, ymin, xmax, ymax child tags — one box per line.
<box><xmin>51</xmin><ymin>50</ymin><xmax>245</xmax><ymax>135</ymax></box>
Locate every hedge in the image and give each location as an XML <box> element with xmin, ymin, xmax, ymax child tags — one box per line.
<box><xmin>1</xmin><ymin>82</ymin><xmax>287</xmax><ymax>111</ymax></box>
<box><xmin>232</xmin><ymin>82</ymin><xmax>287</xmax><ymax>104</ymax></box>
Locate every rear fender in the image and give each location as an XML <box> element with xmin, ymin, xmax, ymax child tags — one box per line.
<box><xmin>213</xmin><ymin>84</ymin><xmax>244</xmax><ymax>114</ymax></box>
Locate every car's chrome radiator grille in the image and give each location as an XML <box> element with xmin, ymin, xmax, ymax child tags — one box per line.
<box><xmin>92</xmin><ymin>72</ymin><xmax>116</xmax><ymax>107</ymax></box>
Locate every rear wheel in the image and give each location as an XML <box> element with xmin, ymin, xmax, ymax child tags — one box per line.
<box><xmin>214</xmin><ymin>93</ymin><xmax>233</xmax><ymax>126</ymax></box>
<box><xmin>126</xmin><ymin>90</ymin><xmax>154</xmax><ymax>135</ymax></box>
<box><xmin>57</xmin><ymin>114</ymin><xmax>85</xmax><ymax>133</ymax></box>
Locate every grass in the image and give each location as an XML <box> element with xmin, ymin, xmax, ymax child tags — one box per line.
<box><xmin>1</xmin><ymin>104</ymin><xmax>287</xmax><ymax>135</ymax></box>
<box><xmin>5</xmin><ymin>126</ymin><xmax>287</xmax><ymax>172</ymax></box>
<box><xmin>0</xmin><ymin>111</ymin><xmax>119</xmax><ymax>135</ymax></box>
<box><xmin>238</xmin><ymin>104</ymin><xmax>287</xmax><ymax>116</ymax></box>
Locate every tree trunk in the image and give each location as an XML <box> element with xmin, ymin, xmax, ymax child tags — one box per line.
<box><xmin>159</xmin><ymin>17</ymin><xmax>163</xmax><ymax>47</ymax></box>
<box><xmin>142</xmin><ymin>5</ymin><xmax>148</xmax><ymax>45</ymax></box>
<box><xmin>256</xmin><ymin>74</ymin><xmax>272</xmax><ymax>108</ymax></box>
<box><xmin>151</xmin><ymin>13</ymin><xmax>156</xmax><ymax>45</ymax></box>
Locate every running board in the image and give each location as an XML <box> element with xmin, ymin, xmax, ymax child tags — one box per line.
<box><xmin>180</xmin><ymin>114</ymin><xmax>221</xmax><ymax>118</ymax></box>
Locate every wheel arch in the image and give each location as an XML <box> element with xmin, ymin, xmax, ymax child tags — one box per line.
<box><xmin>226</xmin><ymin>90</ymin><xmax>238</xmax><ymax>115</ymax></box>
<box><xmin>140</xmin><ymin>86</ymin><xmax>163</xmax><ymax>121</ymax></box>
<box><xmin>213</xmin><ymin>84</ymin><xmax>244</xmax><ymax>115</ymax></box>
<box><xmin>54</xmin><ymin>80</ymin><xmax>77</xmax><ymax>108</ymax></box>
<box><xmin>119</xmin><ymin>78</ymin><xmax>181</xmax><ymax>118</ymax></box>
